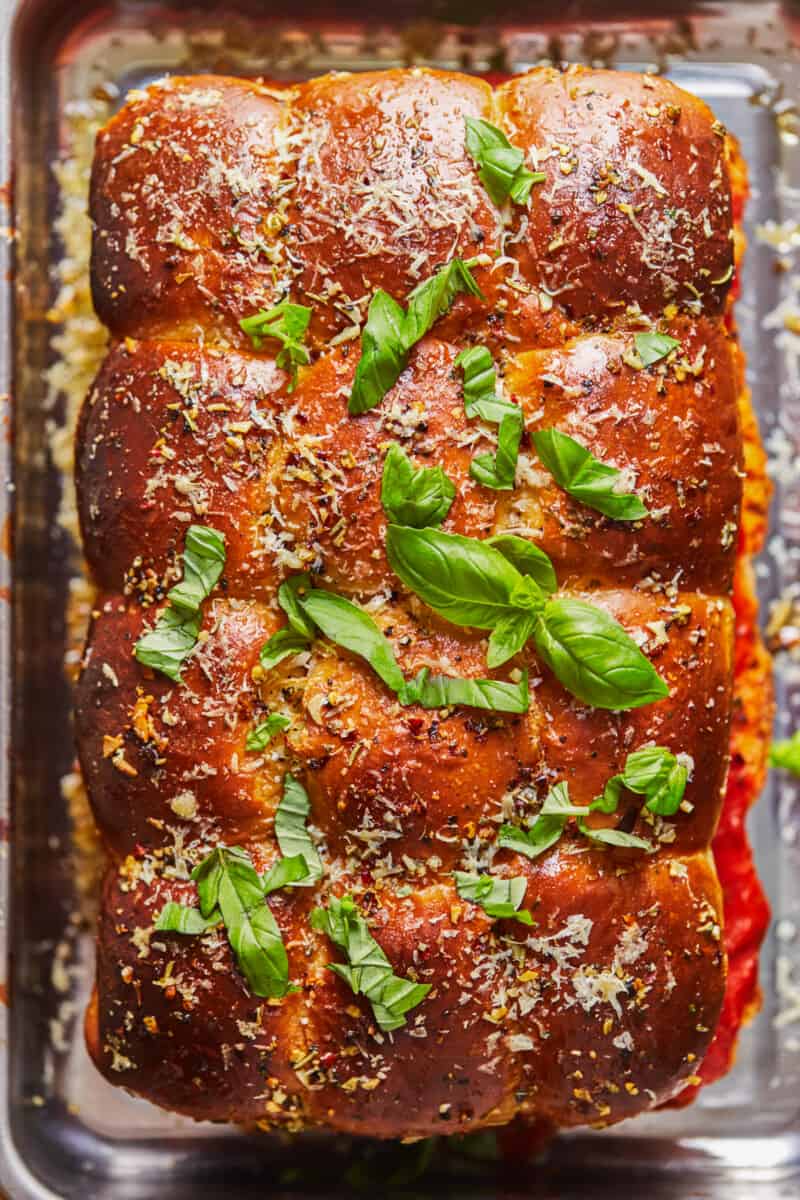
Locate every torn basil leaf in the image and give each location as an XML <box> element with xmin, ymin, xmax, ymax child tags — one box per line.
<box><xmin>398</xmin><ymin>667</ymin><xmax>529</xmax><ymax>714</ymax></box>
<box><xmin>134</xmin><ymin>524</ymin><xmax>226</xmax><ymax>682</ymax></box>
<box><xmin>576</xmin><ymin>819</ymin><xmax>653</xmax><ymax>851</ymax></box>
<box><xmin>532</xmin><ymin>428</ymin><xmax>648</xmax><ymax>522</ymax></box>
<box><xmin>299</xmin><ymin>589</ymin><xmax>406</xmax><ymax>695</ymax></box>
<box><xmin>464</xmin><ymin>117</ymin><xmax>545</xmax><ymax>207</ymax></box>
<box><xmin>240</xmin><ymin>301</ymin><xmax>311</xmax><ymax>391</ymax></box>
<box><xmin>633</xmin><ymin>331</ymin><xmax>681</xmax><ymax>367</ymax></box>
<box><xmin>453</xmin><ymin>871</ymin><xmax>533</xmax><ymax>924</ymax></box>
<box><xmin>278</xmin><ymin>573</ymin><xmax>317</xmax><ymax>639</ymax></box>
<box><xmin>381</xmin><ymin>442</ymin><xmax>455</xmax><ymax>528</ymax></box>
<box><xmin>455</xmin><ymin>345</ymin><xmax>497</xmax><ymax>415</ymax></box>
<box><xmin>261</xmin><ymin>853</ymin><xmax>311</xmax><ymax>895</ymax></box>
<box><xmin>246</xmin><ymin>713</ymin><xmax>291</xmax><ymax>753</ymax></box>
<box><xmin>455</xmin><ymin>345</ymin><xmax>523</xmax><ymax>490</ymax></box>
<box><xmin>770</xmin><ymin>732</ymin><xmax>800</xmax><ymax>776</ymax></box>
<box><xmin>167</xmin><ymin>525</ymin><xmax>227</xmax><ymax>616</ymax></box>
<box><xmin>192</xmin><ymin>846</ymin><xmax>294</xmax><ymax>998</ymax></box>
<box><xmin>134</xmin><ymin>606</ymin><xmax>202</xmax><ymax>684</ymax></box>
<box><xmin>605</xmin><ymin>744</ymin><xmax>690</xmax><ymax>817</ymax></box>
<box><xmin>348</xmin><ymin>291</ymin><xmax>408</xmax><ymax>416</ymax></box>
<box><xmin>349</xmin><ymin>259</ymin><xmax>482</xmax><ymax>415</ymax></box>
<box><xmin>259</xmin><ymin>626</ymin><xmax>313</xmax><ymax>672</ymax></box>
<box><xmin>500</xmin><ymin>780</ymin><xmax>653</xmax><ymax>860</ymax></box>
<box><xmin>274</xmin><ymin>774</ymin><xmax>323</xmax><ymax>886</ymax></box>
<box><xmin>534</xmin><ymin>598</ymin><xmax>669</xmax><ymax>711</ymax></box>
<box><xmin>469</xmin><ymin>404</ymin><xmax>523</xmax><ymax>491</ymax></box>
<box><xmin>154</xmin><ymin>901</ymin><xmax>222</xmax><ymax>934</ymax></box>
<box><xmin>310</xmin><ymin>894</ymin><xmax>431</xmax><ymax>1031</ymax></box>
<box><xmin>498</xmin><ymin>782</ymin><xmax>573</xmax><ymax>860</ymax></box>
<box><xmin>402</xmin><ymin>258</ymin><xmax>483</xmax><ymax>348</ymax></box>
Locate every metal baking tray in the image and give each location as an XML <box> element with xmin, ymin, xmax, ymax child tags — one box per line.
<box><xmin>3</xmin><ymin>0</ymin><xmax>800</xmax><ymax>1196</ymax></box>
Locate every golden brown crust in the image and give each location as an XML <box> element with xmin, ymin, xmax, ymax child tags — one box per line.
<box><xmin>78</xmin><ymin>65</ymin><xmax>764</xmax><ymax>1137</ymax></box>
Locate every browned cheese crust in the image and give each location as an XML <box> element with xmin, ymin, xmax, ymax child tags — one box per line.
<box><xmin>79</xmin><ymin>67</ymin><xmax>744</xmax><ymax>1136</ymax></box>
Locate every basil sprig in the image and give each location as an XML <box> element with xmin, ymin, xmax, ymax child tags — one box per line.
<box><xmin>499</xmin><ymin>781</ymin><xmax>652</xmax><ymax>860</ymax></box>
<box><xmin>310</xmin><ymin>894</ymin><xmax>431</xmax><ymax>1031</ymax></box>
<box><xmin>246</xmin><ymin>713</ymin><xmax>291</xmax><ymax>752</ymax></box>
<box><xmin>380</xmin><ymin>443</ymin><xmax>455</xmax><ymax>528</ymax></box>
<box><xmin>770</xmin><ymin>732</ymin><xmax>800</xmax><ymax>776</ymax></box>
<box><xmin>385</xmin><ymin>524</ymin><xmax>667</xmax><ymax>707</ymax></box>
<box><xmin>455</xmin><ymin>345</ymin><xmax>523</xmax><ymax>490</ymax></box>
<box><xmin>349</xmin><ymin>258</ymin><xmax>482</xmax><ymax>415</ymax></box>
<box><xmin>464</xmin><ymin>117</ymin><xmax>545</xmax><ymax>207</ymax></box>
<box><xmin>259</xmin><ymin>575</ymin><xmax>529</xmax><ymax>714</ymax></box>
<box><xmin>135</xmin><ymin>524</ymin><xmax>226</xmax><ymax>682</ymax></box>
<box><xmin>634</xmin><ymin>331</ymin><xmax>680</xmax><ymax>366</ymax></box>
<box><xmin>154</xmin><ymin>845</ymin><xmax>297</xmax><ymax>998</ymax></box>
<box><xmin>274</xmin><ymin>773</ymin><xmax>323</xmax><ymax>886</ymax></box>
<box><xmin>240</xmin><ymin>301</ymin><xmax>311</xmax><ymax>391</ymax></box>
<box><xmin>453</xmin><ymin>871</ymin><xmax>533</xmax><ymax>925</ymax></box>
<box><xmin>594</xmin><ymin>745</ymin><xmax>689</xmax><ymax>817</ymax></box>
<box><xmin>532</xmin><ymin>428</ymin><xmax>648</xmax><ymax>522</ymax></box>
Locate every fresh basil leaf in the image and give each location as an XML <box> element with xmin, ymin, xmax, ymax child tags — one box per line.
<box><xmin>385</xmin><ymin>524</ymin><xmax>524</xmax><ymax>630</ymax></box>
<box><xmin>349</xmin><ymin>291</ymin><xmax>408</xmax><ymax>416</ymax></box>
<box><xmin>618</xmin><ymin>745</ymin><xmax>689</xmax><ymax>816</ymax></box>
<box><xmin>454</xmin><ymin>346</ymin><xmax>523</xmax><ymax>489</ymax></box>
<box><xmin>591</xmin><ymin>774</ymin><xmax>624</xmax><ymax>814</ymax></box>
<box><xmin>261</xmin><ymin>853</ymin><xmax>311</xmax><ymax>895</ymax></box>
<box><xmin>134</xmin><ymin>524</ymin><xmax>226</xmax><ymax>682</ymax></box>
<box><xmin>246</xmin><ymin>713</ymin><xmax>291</xmax><ymax>753</ymax></box>
<box><xmin>380</xmin><ymin>443</ymin><xmax>455</xmax><ymax>528</ymax></box>
<box><xmin>154</xmin><ymin>901</ymin><xmax>222</xmax><ymax>934</ymax></box>
<box><xmin>349</xmin><ymin>260</ymin><xmax>482</xmax><ymax>415</ymax></box>
<box><xmin>470</xmin><ymin>405</ymin><xmax>523</xmax><ymax>491</ymax></box>
<box><xmin>455</xmin><ymin>345</ymin><xmax>497</xmax><ymax>416</ymax></box>
<box><xmin>310</xmin><ymin>895</ymin><xmax>431</xmax><ymax>1031</ymax></box>
<box><xmin>299</xmin><ymin>589</ymin><xmax>406</xmax><ymax>695</ymax></box>
<box><xmin>134</xmin><ymin>605</ymin><xmax>202</xmax><ymax>683</ymax></box>
<box><xmin>167</xmin><ymin>525</ymin><xmax>226</xmax><ymax>616</ymax></box>
<box><xmin>487</xmin><ymin>611</ymin><xmax>538</xmax><ymax>669</ymax></box>
<box><xmin>402</xmin><ymin>258</ymin><xmax>482</xmax><ymax>348</ymax></box>
<box><xmin>464</xmin><ymin>117</ymin><xmax>545</xmax><ymax>207</ymax></box>
<box><xmin>274</xmin><ymin>774</ymin><xmax>323</xmax><ymax>886</ymax></box>
<box><xmin>398</xmin><ymin>666</ymin><xmax>529</xmax><ymax>714</ymax></box>
<box><xmin>486</xmin><ymin>534</ymin><xmax>557</xmax><ymax>595</ymax></box>
<box><xmin>634</xmin><ymin>332</ymin><xmax>681</xmax><ymax>366</ymax></box>
<box><xmin>770</xmin><ymin>732</ymin><xmax>800</xmax><ymax>776</ymax></box>
<box><xmin>278</xmin><ymin>573</ymin><xmax>317</xmax><ymax>639</ymax></box>
<box><xmin>192</xmin><ymin>846</ymin><xmax>293</xmax><ymax>998</ymax></box>
<box><xmin>539</xmin><ymin>780</ymin><xmax>589</xmax><ymax>817</ymax></box>
<box><xmin>576</xmin><ymin>818</ymin><xmax>653</xmax><ymax>852</ymax></box>
<box><xmin>240</xmin><ymin>301</ymin><xmax>311</xmax><ymax>392</ymax></box>
<box><xmin>532</xmin><ymin>428</ymin><xmax>648</xmax><ymax>521</ymax></box>
<box><xmin>453</xmin><ymin>871</ymin><xmax>533</xmax><ymax>925</ymax></box>
<box><xmin>534</xmin><ymin>597</ymin><xmax>669</xmax><ymax>711</ymax></box>
<box><xmin>499</xmin><ymin>782</ymin><xmax>571</xmax><ymax>859</ymax></box>
<box><xmin>259</xmin><ymin>626</ymin><xmax>312</xmax><ymax>671</ymax></box>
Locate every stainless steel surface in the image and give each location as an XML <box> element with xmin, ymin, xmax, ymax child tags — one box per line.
<box><xmin>3</xmin><ymin>1</ymin><xmax>800</xmax><ymax>1196</ymax></box>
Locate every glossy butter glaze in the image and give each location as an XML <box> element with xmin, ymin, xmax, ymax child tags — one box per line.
<box><xmin>76</xmin><ymin>66</ymin><xmax>770</xmax><ymax>1137</ymax></box>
